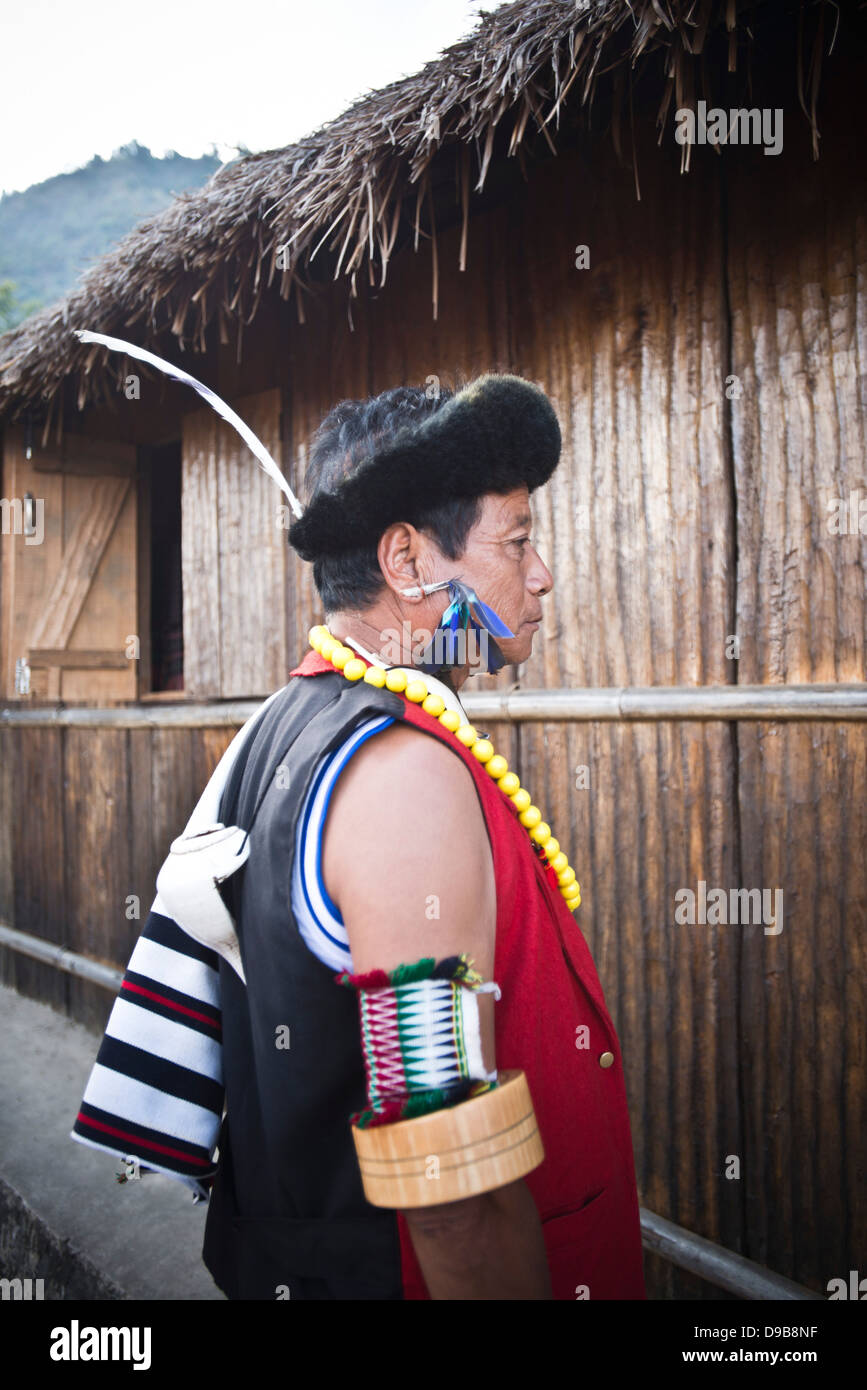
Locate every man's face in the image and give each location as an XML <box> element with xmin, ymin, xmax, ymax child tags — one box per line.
<box><xmin>446</xmin><ymin>487</ymin><xmax>553</xmax><ymax>667</ymax></box>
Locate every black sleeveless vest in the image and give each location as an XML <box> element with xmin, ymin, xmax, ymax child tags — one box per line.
<box><xmin>201</xmin><ymin>669</ymin><xmax>410</xmax><ymax>1300</ymax></box>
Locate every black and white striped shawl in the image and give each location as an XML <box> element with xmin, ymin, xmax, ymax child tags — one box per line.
<box><xmin>70</xmin><ymin>690</ymin><xmax>282</xmax><ymax>1200</ymax></box>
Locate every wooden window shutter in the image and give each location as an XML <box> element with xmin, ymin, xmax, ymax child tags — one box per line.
<box><xmin>1</xmin><ymin>427</ymin><xmax>138</xmax><ymax>702</ymax></box>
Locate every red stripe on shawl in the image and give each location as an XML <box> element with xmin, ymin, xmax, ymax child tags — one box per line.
<box><xmin>121</xmin><ymin>979</ymin><xmax>221</xmax><ymax>1029</ymax></box>
<box><xmin>76</xmin><ymin>1113</ymin><xmax>212</xmax><ymax>1166</ymax></box>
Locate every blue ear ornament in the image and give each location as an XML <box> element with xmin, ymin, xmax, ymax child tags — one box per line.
<box><xmin>415</xmin><ymin>580</ymin><xmax>514</xmax><ymax>675</ymax></box>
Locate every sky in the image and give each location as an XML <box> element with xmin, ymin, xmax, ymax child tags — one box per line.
<box><xmin>0</xmin><ymin>0</ymin><xmax>491</xmax><ymax>196</ymax></box>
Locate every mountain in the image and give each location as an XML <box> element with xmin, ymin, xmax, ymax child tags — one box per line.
<box><xmin>0</xmin><ymin>141</ymin><xmax>226</xmax><ymax>330</ymax></box>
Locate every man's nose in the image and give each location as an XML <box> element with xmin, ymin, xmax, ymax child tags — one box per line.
<box><xmin>528</xmin><ymin>546</ymin><xmax>553</xmax><ymax>596</ymax></box>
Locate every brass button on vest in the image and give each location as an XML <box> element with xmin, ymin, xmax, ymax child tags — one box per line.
<box><xmin>599</xmin><ymin>1051</ymin><xmax>615</xmax><ymax>1068</ymax></box>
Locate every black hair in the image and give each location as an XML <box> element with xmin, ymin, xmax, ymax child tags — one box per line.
<box><xmin>305</xmin><ymin>384</ymin><xmax>482</xmax><ymax>612</ymax></box>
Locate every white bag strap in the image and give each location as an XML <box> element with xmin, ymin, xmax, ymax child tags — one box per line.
<box><xmin>156</xmin><ymin>824</ymin><xmax>251</xmax><ymax>983</ymax></box>
<box><xmin>152</xmin><ymin>689</ymin><xmax>284</xmax><ymax>983</ymax></box>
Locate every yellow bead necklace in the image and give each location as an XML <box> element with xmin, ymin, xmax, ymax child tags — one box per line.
<box><xmin>307</xmin><ymin>624</ymin><xmax>581</xmax><ymax>912</ymax></box>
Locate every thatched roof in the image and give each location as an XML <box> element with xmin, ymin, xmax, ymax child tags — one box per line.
<box><xmin>0</xmin><ymin>0</ymin><xmax>834</xmax><ymax>430</ymax></box>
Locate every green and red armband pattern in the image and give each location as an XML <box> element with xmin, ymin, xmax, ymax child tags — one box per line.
<box><xmin>336</xmin><ymin>953</ymin><xmax>500</xmax><ymax>1128</ymax></box>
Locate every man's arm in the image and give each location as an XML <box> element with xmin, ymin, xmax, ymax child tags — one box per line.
<box><xmin>322</xmin><ymin>720</ymin><xmax>552</xmax><ymax>1299</ymax></box>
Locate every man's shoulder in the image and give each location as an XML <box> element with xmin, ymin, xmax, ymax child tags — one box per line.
<box><xmin>347</xmin><ymin>716</ymin><xmax>474</xmax><ymax>786</ymax></box>
<box><xmin>325</xmin><ymin>716</ymin><xmax>483</xmax><ymax>844</ymax></box>
<box><xmin>321</xmin><ymin>713</ymin><xmax>496</xmax><ymax>932</ymax></box>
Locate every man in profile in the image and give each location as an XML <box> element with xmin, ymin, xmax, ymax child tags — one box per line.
<box><xmin>202</xmin><ymin>374</ymin><xmax>646</xmax><ymax>1300</ymax></box>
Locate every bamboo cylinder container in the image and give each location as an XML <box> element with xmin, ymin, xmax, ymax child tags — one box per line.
<box><xmin>351</xmin><ymin>1069</ymin><xmax>544</xmax><ymax>1208</ymax></box>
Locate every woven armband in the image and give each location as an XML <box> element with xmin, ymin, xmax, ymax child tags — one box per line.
<box><xmin>336</xmin><ymin>953</ymin><xmax>499</xmax><ymax>1128</ymax></box>
<box><xmin>337</xmin><ymin>954</ymin><xmax>545</xmax><ymax>1207</ymax></box>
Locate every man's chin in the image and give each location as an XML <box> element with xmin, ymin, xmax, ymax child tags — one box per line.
<box><xmin>489</xmin><ymin>632</ymin><xmax>535</xmax><ymax>668</ymax></box>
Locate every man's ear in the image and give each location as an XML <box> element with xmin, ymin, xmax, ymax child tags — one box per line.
<box><xmin>378</xmin><ymin>521</ymin><xmax>427</xmax><ymax>597</ymax></box>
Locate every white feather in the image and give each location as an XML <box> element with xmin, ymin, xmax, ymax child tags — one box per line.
<box><xmin>74</xmin><ymin>329</ymin><xmax>303</xmax><ymax>518</ymax></box>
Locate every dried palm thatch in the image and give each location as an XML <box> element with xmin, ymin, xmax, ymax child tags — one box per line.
<box><xmin>0</xmin><ymin>0</ymin><xmax>838</xmax><ymax>433</ymax></box>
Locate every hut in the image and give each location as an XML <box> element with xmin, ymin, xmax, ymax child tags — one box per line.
<box><xmin>0</xmin><ymin>0</ymin><xmax>864</xmax><ymax>1301</ymax></box>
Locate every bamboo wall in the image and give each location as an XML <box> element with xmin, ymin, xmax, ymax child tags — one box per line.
<box><xmin>182</xmin><ymin>387</ymin><xmax>288</xmax><ymax>697</ymax></box>
<box><xmin>1</xmin><ymin>81</ymin><xmax>864</xmax><ymax>1302</ymax></box>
